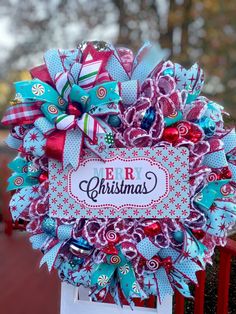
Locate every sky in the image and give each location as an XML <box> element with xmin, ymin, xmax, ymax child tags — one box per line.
<box><xmin>0</xmin><ymin>0</ymin><xmax>169</xmax><ymax>65</ymax></box>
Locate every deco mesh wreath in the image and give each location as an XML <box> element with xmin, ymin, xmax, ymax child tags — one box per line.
<box><xmin>2</xmin><ymin>41</ymin><xmax>236</xmax><ymax>306</ymax></box>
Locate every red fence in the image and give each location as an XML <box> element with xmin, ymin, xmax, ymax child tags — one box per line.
<box><xmin>174</xmin><ymin>238</ymin><xmax>236</xmax><ymax>314</ymax></box>
<box><xmin>1</xmin><ymin>153</ymin><xmax>236</xmax><ymax>313</ymax></box>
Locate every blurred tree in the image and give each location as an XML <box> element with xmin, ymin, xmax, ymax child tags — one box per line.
<box><xmin>0</xmin><ymin>0</ymin><xmax>235</xmax><ymax>121</ymax></box>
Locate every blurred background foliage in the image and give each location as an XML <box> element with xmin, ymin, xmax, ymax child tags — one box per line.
<box><xmin>0</xmin><ymin>0</ymin><xmax>235</xmax><ymax>123</ymax></box>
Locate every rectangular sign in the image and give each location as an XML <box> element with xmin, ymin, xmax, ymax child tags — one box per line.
<box><xmin>49</xmin><ymin>147</ymin><xmax>189</xmax><ymax>218</ymax></box>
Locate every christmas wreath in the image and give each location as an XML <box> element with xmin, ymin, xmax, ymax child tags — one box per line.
<box><xmin>2</xmin><ymin>41</ymin><xmax>236</xmax><ymax>306</ymax></box>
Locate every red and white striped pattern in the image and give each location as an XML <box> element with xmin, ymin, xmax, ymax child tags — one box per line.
<box><xmin>76</xmin><ymin>113</ymin><xmax>105</xmax><ymax>143</ymax></box>
<box><xmin>78</xmin><ymin>60</ymin><xmax>102</xmax><ymax>90</ymax></box>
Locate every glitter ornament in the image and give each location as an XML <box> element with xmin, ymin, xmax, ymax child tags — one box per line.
<box><xmin>173</xmin><ymin>230</ymin><xmax>184</xmax><ymax>243</ymax></box>
<box><xmin>69</xmin><ymin>238</ymin><xmax>93</xmax><ymax>256</ymax></box>
<box><xmin>144</xmin><ymin>222</ymin><xmax>161</xmax><ymax>237</ymax></box>
<box><xmin>198</xmin><ymin>117</ymin><xmax>216</xmax><ymax>137</ymax></box>
<box><xmin>41</xmin><ymin>217</ymin><xmax>56</xmax><ymax>236</ymax></box>
<box><xmin>108</xmin><ymin>115</ymin><xmax>121</xmax><ymax>127</ymax></box>
<box><xmin>141</xmin><ymin>107</ymin><xmax>156</xmax><ymax>131</ymax></box>
<box><xmin>39</xmin><ymin>172</ymin><xmax>48</xmax><ymax>183</ymax></box>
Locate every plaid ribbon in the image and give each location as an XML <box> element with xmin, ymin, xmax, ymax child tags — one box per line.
<box><xmin>2</xmin><ymin>103</ymin><xmax>43</xmax><ymax>126</ymax></box>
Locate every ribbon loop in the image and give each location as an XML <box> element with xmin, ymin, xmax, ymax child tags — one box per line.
<box><xmin>91</xmin><ymin>250</ymin><xmax>140</xmax><ymax>301</ymax></box>
<box><xmin>7</xmin><ymin>157</ymin><xmax>41</xmax><ymax>191</ymax></box>
<box><xmin>14</xmin><ymin>79</ymin><xmax>67</xmax><ymax>110</ymax></box>
<box><xmin>69</xmin><ymin>81</ymin><xmax>121</xmax><ymax>114</ymax></box>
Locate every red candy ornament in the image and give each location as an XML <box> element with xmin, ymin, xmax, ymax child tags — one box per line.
<box><xmin>144</xmin><ymin>222</ymin><xmax>161</xmax><ymax>237</ymax></box>
<box><xmin>102</xmin><ymin>244</ymin><xmax>119</xmax><ymax>255</ymax></box>
<box><xmin>39</xmin><ymin>172</ymin><xmax>48</xmax><ymax>183</ymax></box>
<box><xmin>220</xmin><ymin>167</ymin><xmax>232</xmax><ymax>180</ymax></box>
<box><xmin>176</xmin><ymin>121</ymin><xmax>203</xmax><ymax>143</ymax></box>
<box><xmin>176</xmin><ymin>121</ymin><xmax>192</xmax><ymax>137</ymax></box>
<box><xmin>67</xmin><ymin>103</ymin><xmax>82</xmax><ymax>117</ymax></box>
<box><xmin>187</xmin><ymin>127</ymin><xmax>203</xmax><ymax>143</ymax></box>
<box><xmin>162</xmin><ymin>127</ymin><xmax>179</xmax><ymax>143</ymax></box>
<box><xmin>192</xmin><ymin>229</ymin><xmax>205</xmax><ymax>240</ymax></box>
<box><xmin>105</xmin><ymin>231</ymin><xmax>120</xmax><ymax>244</ymax></box>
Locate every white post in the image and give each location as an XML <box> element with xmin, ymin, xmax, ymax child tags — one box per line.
<box><xmin>60</xmin><ymin>283</ymin><xmax>173</xmax><ymax>314</ymax></box>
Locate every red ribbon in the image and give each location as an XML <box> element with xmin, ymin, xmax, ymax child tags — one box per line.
<box><xmin>45</xmin><ymin>131</ymin><xmax>66</xmax><ymax>161</ymax></box>
<box><xmin>160</xmin><ymin>257</ymin><xmax>173</xmax><ymax>273</ymax></box>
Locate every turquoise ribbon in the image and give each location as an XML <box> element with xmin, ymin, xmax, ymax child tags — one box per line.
<box><xmin>7</xmin><ymin>157</ymin><xmax>40</xmax><ymax>191</ymax></box>
<box><xmin>186</xmin><ymin>229</ymin><xmax>207</xmax><ymax>266</ymax></box>
<box><xmin>39</xmin><ymin>224</ymin><xmax>74</xmax><ymax>271</ymax></box>
<box><xmin>164</xmin><ymin>110</ymin><xmax>183</xmax><ymax>126</ymax></box>
<box><xmin>194</xmin><ymin>179</ymin><xmax>233</xmax><ymax>210</ymax></box>
<box><xmin>14</xmin><ymin>79</ymin><xmax>67</xmax><ymax>110</ymax></box>
<box><xmin>91</xmin><ymin>250</ymin><xmax>140</xmax><ymax>300</ymax></box>
<box><xmin>186</xmin><ymin>90</ymin><xmax>201</xmax><ymax>104</ymax></box>
<box><xmin>69</xmin><ymin>81</ymin><xmax>120</xmax><ymax>114</ymax></box>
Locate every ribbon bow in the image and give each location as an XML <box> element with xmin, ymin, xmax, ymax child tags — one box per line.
<box><xmin>7</xmin><ymin>157</ymin><xmax>41</xmax><ymax>191</ymax></box>
<box><xmin>196</xmin><ymin>129</ymin><xmax>236</xmax><ymax>210</ymax></box>
<box><xmin>12</xmin><ymin>78</ymin><xmax>120</xmax><ymax>168</ymax></box>
<box><xmin>40</xmin><ymin>44</ymin><xmax>122</xmax><ymax>167</ymax></box>
<box><xmin>106</xmin><ymin>42</ymin><xmax>169</xmax><ymax>107</ymax></box>
<box><xmin>143</xmin><ymin>230</ymin><xmax>207</xmax><ymax>304</ymax></box>
<box><xmin>194</xmin><ymin>179</ymin><xmax>234</xmax><ymax>211</ymax></box>
<box><xmin>91</xmin><ymin>250</ymin><xmax>141</xmax><ymax>301</ymax></box>
<box><xmin>31</xmin><ymin>222</ymin><xmax>74</xmax><ymax>271</ymax></box>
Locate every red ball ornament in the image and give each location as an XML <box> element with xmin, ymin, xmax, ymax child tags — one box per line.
<box><xmin>162</xmin><ymin>127</ymin><xmax>179</xmax><ymax>143</ymax></box>
<box><xmin>39</xmin><ymin>172</ymin><xmax>48</xmax><ymax>183</ymax></box>
<box><xmin>102</xmin><ymin>244</ymin><xmax>118</xmax><ymax>255</ymax></box>
<box><xmin>67</xmin><ymin>103</ymin><xmax>82</xmax><ymax>117</ymax></box>
<box><xmin>220</xmin><ymin>167</ymin><xmax>232</xmax><ymax>179</ymax></box>
<box><xmin>144</xmin><ymin>222</ymin><xmax>161</xmax><ymax>237</ymax></box>
<box><xmin>192</xmin><ymin>229</ymin><xmax>205</xmax><ymax>240</ymax></box>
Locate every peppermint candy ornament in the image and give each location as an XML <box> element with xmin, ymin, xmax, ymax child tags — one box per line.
<box><xmin>2</xmin><ymin>41</ymin><xmax>236</xmax><ymax>307</ymax></box>
<box><xmin>32</xmin><ymin>83</ymin><xmax>45</xmax><ymax>96</ymax></box>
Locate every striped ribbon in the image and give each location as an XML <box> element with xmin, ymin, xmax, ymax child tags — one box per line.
<box><xmin>76</xmin><ymin>113</ymin><xmax>104</xmax><ymax>144</ymax></box>
<box><xmin>78</xmin><ymin>60</ymin><xmax>102</xmax><ymax>89</ymax></box>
